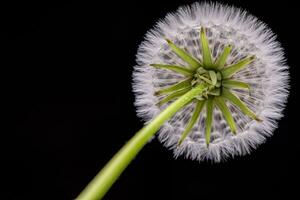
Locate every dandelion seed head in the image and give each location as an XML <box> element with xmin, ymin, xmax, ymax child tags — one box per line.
<box><xmin>132</xmin><ymin>2</ymin><xmax>289</xmax><ymax>162</ymax></box>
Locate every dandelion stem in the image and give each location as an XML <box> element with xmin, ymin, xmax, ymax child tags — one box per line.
<box><xmin>76</xmin><ymin>83</ymin><xmax>207</xmax><ymax>200</ymax></box>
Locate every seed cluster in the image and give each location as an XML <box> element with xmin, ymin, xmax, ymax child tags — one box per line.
<box><xmin>133</xmin><ymin>2</ymin><xmax>289</xmax><ymax>161</ymax></box>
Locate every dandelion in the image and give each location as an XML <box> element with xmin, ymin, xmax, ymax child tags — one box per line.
<box><xmin>133</xmin><ymin>2</ymin><xmax>289</xmax><ymax>162</ymax></box>
<box><xmin>77</xmin><ymin>2</ymin><xmax>289</xmax><ymax>199</ymax></box>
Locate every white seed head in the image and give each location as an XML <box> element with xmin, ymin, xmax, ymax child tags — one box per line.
<box><xmin>132</xmin><ymin>2</ymin><xmax>289</xmax><ymax>162</ymax></box>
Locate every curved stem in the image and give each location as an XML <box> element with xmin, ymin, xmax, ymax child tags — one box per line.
<box><xmin>76</xmin><ymin>83</ymin><xmax>207</xmax><ymax>200</ymax></box>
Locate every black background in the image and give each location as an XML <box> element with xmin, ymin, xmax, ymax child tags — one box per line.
<box><xmin>2</xmin><ymin>0</ymin><xmax>299</xmax><ymax>199</ymax></box>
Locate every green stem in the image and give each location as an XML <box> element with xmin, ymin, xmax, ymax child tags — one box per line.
<box><xmin>76</xmin><ymin>83</ymin><xmax>207</xmax><ymax>200</ymax></box>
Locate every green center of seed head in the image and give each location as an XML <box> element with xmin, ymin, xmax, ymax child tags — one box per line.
<box><xmin>192</xmin><ymin>67</ymin><xmax>222</xmax><ymax>100</ymax></box>
<box><xmin>150</xmin><ymin>27</ymin><xmax>261</xmax><ymax>146</ymax></box>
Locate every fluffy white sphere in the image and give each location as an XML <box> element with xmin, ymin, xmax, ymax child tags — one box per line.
<box><xmin>132</xmin><ymin>2</ymin><xmax>289</xmax><ymax>162</ymax></box>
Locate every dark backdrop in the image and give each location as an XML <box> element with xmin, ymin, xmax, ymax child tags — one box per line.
<box><xmin>2</xmin><ymin>0</ymin><xmax>299</xmax><ymax>199</ymax></box>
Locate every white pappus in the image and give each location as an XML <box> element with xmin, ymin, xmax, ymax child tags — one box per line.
<box><xmin>132</xmin><ymin>2</ymin><xmax>289</xmax><ymax>162</ymax></box>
